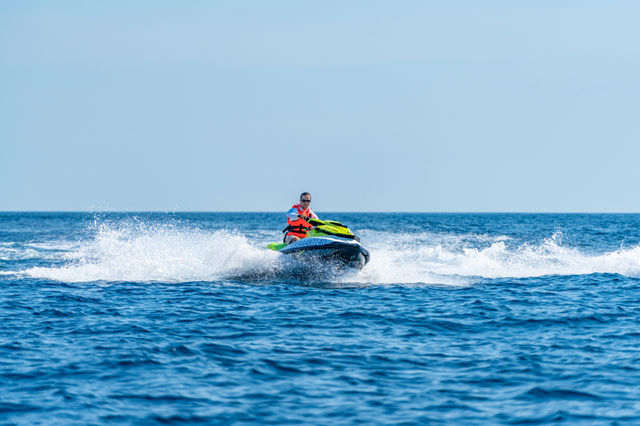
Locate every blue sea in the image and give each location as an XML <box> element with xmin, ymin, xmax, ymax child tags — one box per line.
<box><xmin>1</xmin><ymin>212</ymin><xmax>640</xmax><ymax>424</ymax></box>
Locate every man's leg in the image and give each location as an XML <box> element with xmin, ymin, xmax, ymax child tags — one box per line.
<box><xmin>285</xmin><ymin>235</ymin><xmax>300</xmax><ymax>245</ymax></box>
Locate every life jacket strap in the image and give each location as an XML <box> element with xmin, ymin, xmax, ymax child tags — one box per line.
<box><xmin>282</xmin><ymin>225</ymin><xmax>310</xmax><ymax>234</ymax></box>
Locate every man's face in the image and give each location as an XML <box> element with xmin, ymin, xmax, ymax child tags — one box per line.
<box><xmin>300</xmin><ymin>196</ymin><xmax>311</xmax><ymax>207</ymax></box>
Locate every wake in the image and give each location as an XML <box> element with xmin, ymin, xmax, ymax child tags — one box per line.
<box><xmin>13</xmin><ymin>222</ymin><xmax>640</xmax><ymax>284</ymax></box>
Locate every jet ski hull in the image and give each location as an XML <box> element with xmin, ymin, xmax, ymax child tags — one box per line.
<box><xmin>279</xmin><ymin>237</ymin><xmax>370</xmax><ymax>271</ymax></box>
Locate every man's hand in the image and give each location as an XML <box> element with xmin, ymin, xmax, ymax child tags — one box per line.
<box><xmin>298</xmin><ymin>214</ymin><xmax>309</xmax><ymax>221</ymax></box>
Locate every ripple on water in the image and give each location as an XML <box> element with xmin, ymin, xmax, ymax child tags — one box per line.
<box><xmin>2</xmin><ymin>213</ymin><xmax>640</xmax><ymax>424</ymax></box>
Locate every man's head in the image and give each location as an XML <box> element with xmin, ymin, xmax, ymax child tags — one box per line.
<box><xmin>300</xmin><ymin>192</ymin><xmax>311</xmax><ymax>206</ymax></box>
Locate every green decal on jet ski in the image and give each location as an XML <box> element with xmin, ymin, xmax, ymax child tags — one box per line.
<box><xmin>307</xmin><ymin>219</ymin><xmax>358</xmax><ymax>240</ymax></box>
<box><xmin>266</xmin><ymin>242</ymin><xmax>287</xmax><ymax>251</ymax></box>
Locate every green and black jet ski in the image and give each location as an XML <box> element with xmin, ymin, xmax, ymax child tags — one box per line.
<box><xmin>267</xmin><ymin>219</ymin><xmax>370</xmax><ymax>271</ymax></box>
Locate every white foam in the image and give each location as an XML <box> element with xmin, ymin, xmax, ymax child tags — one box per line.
<box><xmin>1</xmin><ymin>241</ymin><xmax>81</xmax><ymax>262</ymax></box>
<box><xmin>15</xmin><ymin>223</ymin><xmax>640</xmax><ymax>284</ymax></box>
<box><xmin>23</xmin><ymin>222</ymin><xmax>280</xmax><ymax>283</ymax></box>
<box><xmin>351</xmin><ymin>231</ymin><xmax>640</xmax><ymax>283</ymax></box>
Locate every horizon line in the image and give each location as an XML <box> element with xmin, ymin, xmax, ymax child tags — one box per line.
<box><xmin>1</xmin><ymin>210</ymin><xmax>639</xmax><ymax>215</ymax></box>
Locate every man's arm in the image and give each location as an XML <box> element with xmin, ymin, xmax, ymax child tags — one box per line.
<box><xmin>287</xmin><ymin>208</ymin><xmax>300</xmax><ymax>222</ymax></box>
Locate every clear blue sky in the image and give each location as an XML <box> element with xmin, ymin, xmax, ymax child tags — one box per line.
<box><xmin>2</xmin><ymin>1</ymin><xmax>639</xmax><ymax>212</ymax></box>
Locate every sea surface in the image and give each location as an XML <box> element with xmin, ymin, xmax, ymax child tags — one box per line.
<box><xmin>1</xmin><ymin>212</ymin><xmax>640</xmax><ymax>424</ymax></box>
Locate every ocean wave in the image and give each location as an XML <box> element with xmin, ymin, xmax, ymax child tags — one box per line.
<box><xmin>357</xmin><ymin>231</ymin><xmax>640</xmax><ymax>282</ymax></box>
<box><xmin>23</xmin><ymin>222</ymin><xmax>280</xmax><ymax>283</ymax></box>
<box><xmin>14</xmin><ymin>222</ymin><xmax>640</xmax><ymax>284</ymax></box>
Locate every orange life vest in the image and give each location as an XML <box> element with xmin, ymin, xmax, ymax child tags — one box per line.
<box><xmin>285</xmin><ymin>204</ymin><xmax>314</xmax><ymax>239</ymax></box>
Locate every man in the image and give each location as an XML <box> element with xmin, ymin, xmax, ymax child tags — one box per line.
<box><xmin>284</xmin><ymin>192</ymin><xmax>319</xmax><ymax>244</ymax></box>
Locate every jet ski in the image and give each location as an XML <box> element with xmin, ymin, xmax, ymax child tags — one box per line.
<box><xmin>267</xmin><ymin>219</ymin><xmax>370</xmax><ymax>271</ymax></box>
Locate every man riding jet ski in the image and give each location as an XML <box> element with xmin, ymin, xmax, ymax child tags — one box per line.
<box><xmin>267</xmin><ymin>193</ymin><xmax>370</xmax><ymax>271</ymax></box>
<box><xmin>283</xmin><ymin>192</ymin><xmax>318</xmax><ymax>245</ymax></box>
